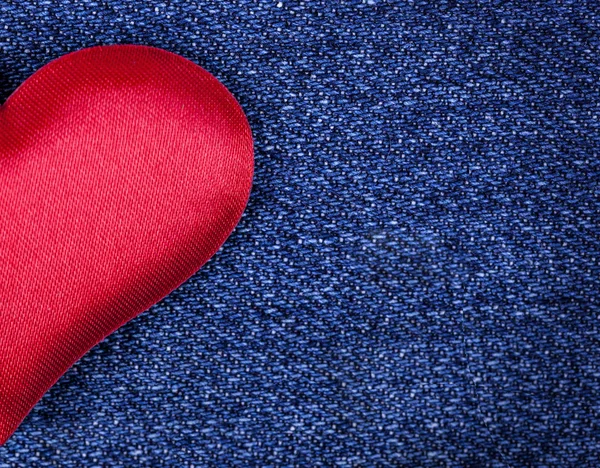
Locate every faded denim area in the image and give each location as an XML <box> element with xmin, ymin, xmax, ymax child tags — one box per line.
<box><xmin>0</xmin><ymin>1</ymin><xmax>599</xmax><ymax>466</ymax></box>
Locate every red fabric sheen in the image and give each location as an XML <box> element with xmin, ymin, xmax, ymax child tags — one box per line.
<box><xmin>0</xmin><ymin>45</ymin><xmax>253</xmax><ymax>444</ymax></box>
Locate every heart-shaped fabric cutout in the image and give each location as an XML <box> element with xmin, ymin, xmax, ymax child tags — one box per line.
<box><xmin>0</xmin><ymin>45</ymin><xmax>253</xmax><ymax>444</ymax></box>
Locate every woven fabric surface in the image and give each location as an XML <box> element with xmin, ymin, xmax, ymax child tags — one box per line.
<box><xmin>0</xmin><ymin>1</ymin><xmax>599</xmax><ymax>466</ymax></box>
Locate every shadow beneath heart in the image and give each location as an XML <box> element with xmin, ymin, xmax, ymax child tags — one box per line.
<box><xmin>0</xmin><ymin>70</ymin><xmax>15</xmax><ymax>105</ymax></box>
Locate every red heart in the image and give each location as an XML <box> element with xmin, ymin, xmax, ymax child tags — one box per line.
<box><xmin>0</xmin><ymin>45</ymin><xmax>253</xmax><ymax>444</ymax></box>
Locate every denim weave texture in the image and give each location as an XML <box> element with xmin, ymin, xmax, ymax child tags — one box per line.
<box><xmin>0</xmin><ymin>1</ymin><xmax>599</xmax><ymax>467</ymax></box>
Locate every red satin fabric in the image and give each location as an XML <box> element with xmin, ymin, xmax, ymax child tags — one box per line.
<box><xmin>0</xmin><ymin>45</ymin><xmax>253</xmax><ymax>444</ymax></box>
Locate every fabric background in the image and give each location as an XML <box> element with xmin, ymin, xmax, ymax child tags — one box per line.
<box><xmin>0</xmin><ymin>1</ymin><xmax>598</xmax><ymax>466</ymax></box>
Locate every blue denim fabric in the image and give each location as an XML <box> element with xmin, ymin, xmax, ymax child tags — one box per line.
<box><xmin>0</xmin><ymin>1</ymin><xmax>599</xmax><ymax>466</ymax></box>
